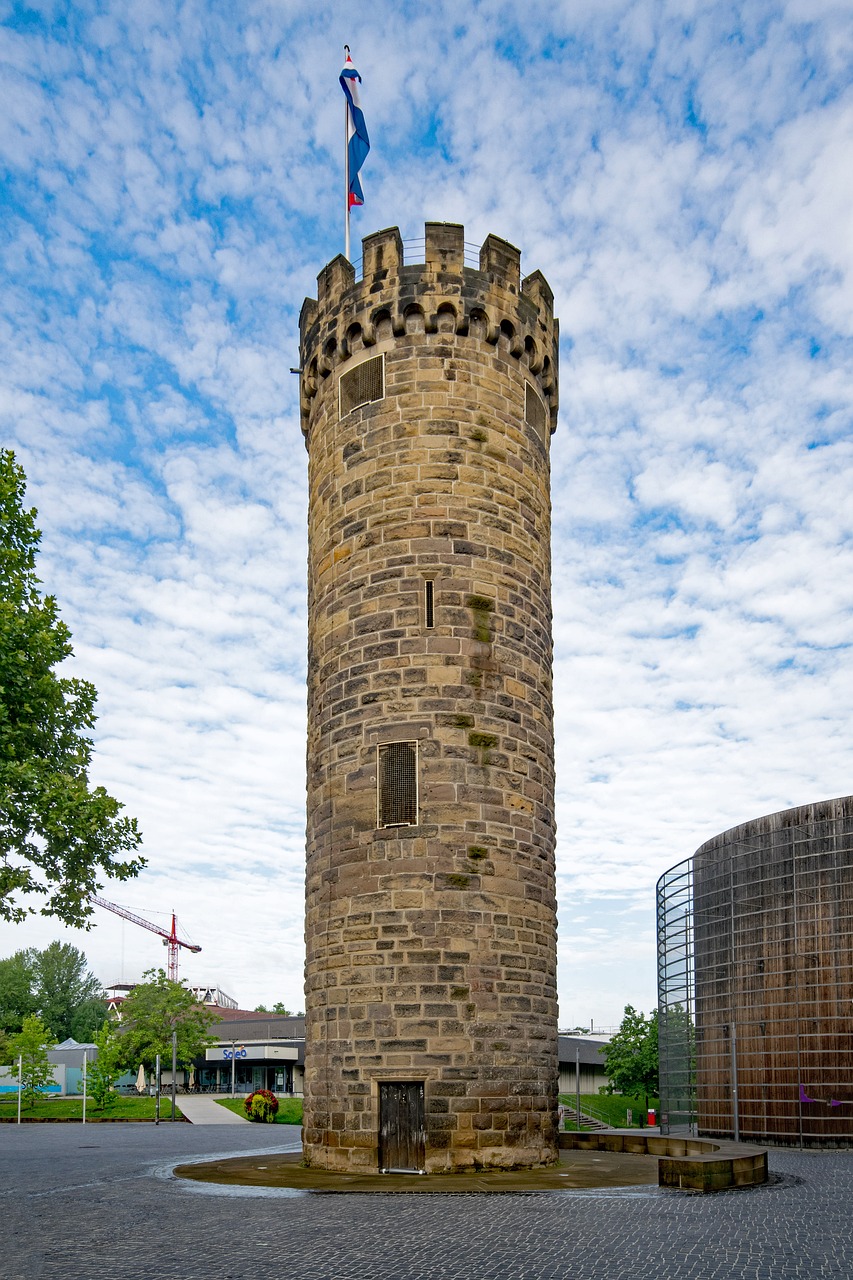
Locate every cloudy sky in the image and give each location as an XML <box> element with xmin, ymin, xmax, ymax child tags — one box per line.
<box><xmin>1</xmin><ymin>0</ymin><xmax>851</xmax><ymax>1027</ymax></box>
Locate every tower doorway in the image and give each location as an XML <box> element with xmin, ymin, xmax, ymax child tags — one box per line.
<box><xmin>379</xmin><ymin>1081</ymin><xmax>425</xmax><ymax>1172</ymax></box>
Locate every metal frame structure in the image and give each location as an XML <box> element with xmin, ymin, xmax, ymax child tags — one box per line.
<box><xmin>656</xmin><ymin>858</ymin><xmax>696</xmax><ymax>1135</ymax></box>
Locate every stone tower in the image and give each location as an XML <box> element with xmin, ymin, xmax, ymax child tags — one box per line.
<box><xmin>299</xmin><ymin>222</ymin><xmax>559</xmax><ymax>1173</ymax></box>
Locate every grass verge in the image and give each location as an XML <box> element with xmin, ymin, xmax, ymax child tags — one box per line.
<box><xmin>0</xmin><ymin>1094</ymin><xmax>184</xmax><ymax>1121</ymax></box>
<box><xmin>215</xmin><ymin>1096</ymin><xmax>303</xmax><ymax>1124</ymax></box>
<box><xmin>559</xmin><ymin>1093</ymin><xmax>660</xmax><ymax>1129</ymax></box>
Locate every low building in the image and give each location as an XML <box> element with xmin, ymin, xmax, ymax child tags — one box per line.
<box><xmin>197</xmin><ymin>1011</ymin><xmax>305</xmax><ymax>1095</ymax></box>
<box><xmin>0</xmin><ymin>1038</ymin><xmax>135</xmax><ymax>1097</ymax></box>
<box><xmin>557</xmin><ymin>1035</ymin><xmax>610</xmax><ymax>1096</ymax></box>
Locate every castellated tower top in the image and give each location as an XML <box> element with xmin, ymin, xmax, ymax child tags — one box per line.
<box><xmin>299</xmin><ymin>222</ymin><xmax>559</xmax><ymax>439</ymax></box>
<box><xmin>298</xmin><ymin>218</ymin><xmax>561</xmax><ymax>1175</ymax></box>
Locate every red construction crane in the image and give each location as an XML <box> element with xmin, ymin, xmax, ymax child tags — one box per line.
<box><xmin>90</xmin><ymin>895</ymin><xmax>202</xmax><ymax>982</ymax></box>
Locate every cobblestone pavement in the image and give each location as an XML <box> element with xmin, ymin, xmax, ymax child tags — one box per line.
<box><xmin>2</xmin><ymin>1125</ymin><xmax>852</xmax><ymax>1280</ymax></box>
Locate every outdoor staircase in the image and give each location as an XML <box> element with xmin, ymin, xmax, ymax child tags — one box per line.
<box><xmin>562</xmin><ymin>1109</ymin><xmax>611</xmax><ymax>1132</ymax></box>
<box><xmin>577</xmin><ymin>1112</ymin><xmax>611</xmax><ymax>1132</ymax></box>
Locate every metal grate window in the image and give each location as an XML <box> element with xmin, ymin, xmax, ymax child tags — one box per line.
<box><xmin>377</xmin><ymin>741</ymin><xmax>418</xmax><ymax>827</ymax></box>
<box><xmin>525</xmin><ymin>382</ymin><xmax>547</xmax><ymax>440</ymax></box>
<box><xmin>339</xmin><ymin>354</ymin><xmax>385</xmax><ymax>418</ymax></box>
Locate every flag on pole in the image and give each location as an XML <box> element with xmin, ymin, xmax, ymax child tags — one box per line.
<box><xmin>340</xmin><ymin>50</ymin><xmax>370</xmax><ymax>208</ymax></box>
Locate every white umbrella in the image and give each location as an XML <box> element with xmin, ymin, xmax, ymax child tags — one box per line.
<box><xmin>188</xmin><ymin>1068</ymin><xmax>196</xmax><ymax>1091</ymax></box>
<box><xmin>136</xmin><ymin>1064</ymin><xmax>146</xmax><ymax>1094</ymax></box>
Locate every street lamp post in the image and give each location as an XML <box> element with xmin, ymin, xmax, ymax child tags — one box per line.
<box><xmin>575</xmin><ymin>1046</ymin><xmax>581</xmax><ymax>1129</ymax></box>
<box><xmin>224</xmin><ymin>1042</ymin><xmax>246</xmax><ymax>1097</ymax></box>
<box><xmin>171</xmin><ymin>1030</ymin><xmax>177</xmax><ymax>1122</ymax></box>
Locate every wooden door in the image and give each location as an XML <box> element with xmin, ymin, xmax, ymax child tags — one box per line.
<box><xmin>379</xmin><ymin>1081</ymin><xmax>425</xmax><ymax>1172</ymax></box>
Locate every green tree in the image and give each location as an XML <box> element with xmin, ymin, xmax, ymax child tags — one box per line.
<box><xmin>602</xmin><ymin>1005</ymin><xmax>660</xmax><ymax>1112</ymax></box>
<box><xmin>70</xmin><ymin>996</ymin><xmax>109</xmax><ymax>1043</ymax></box>
<box><xmin>9</xmin><ymin>1013</ymin><xmax>54</xmax><ymax>1108</ymax></box>
<box><xmin>32</xmin><ymin>942</ymin><xmax>104</xmax><ymax>1041</ymax></box>
<box><xmin>86</xmin><ymin>1020</ymin><xmax>124</xmax><ymax>1111</ymax></box>
<box><xmin>0</xmin><ymin>949</ymin><xmax>37</xmax><ymax>1032</ymax></box>
<box><xmin>253</xmin><ymin>1001</ymin><xmax>293</xmax><ymax>1015</ymax></box>
<box><xmin>117</xmin><ymin>970</ymin><xmax>220</xmax><ymax>1073</ymax></box>
<box><xmin>0</xmin><ymin>450</ymin><xmax>144</xmax><ymax>926</ymax></box>
<box><xmin>0</xmin><ymin>942</ymin><xmax>105</xmax><ymax>1040</ymax></box>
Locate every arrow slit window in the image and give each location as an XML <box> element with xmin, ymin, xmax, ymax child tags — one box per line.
<box><xmin>424</xmin><ymin>580</ymin><xmax>435</xmax><ymax>628</ymax></box>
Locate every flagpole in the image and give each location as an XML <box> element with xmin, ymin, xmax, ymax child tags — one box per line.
<box><xmin>344</xmin><ymin>45</ymin><xmax>351</xmax><ymax>262</ymax></box>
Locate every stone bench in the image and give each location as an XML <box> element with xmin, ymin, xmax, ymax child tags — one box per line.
<box><xmin>558</xmin><ymin>1130</ymin><xmax>768</xmax><ymax>1192</ymax></box>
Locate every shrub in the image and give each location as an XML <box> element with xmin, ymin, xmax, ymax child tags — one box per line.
<box><xmin>244</xmin><ymin>1088</ymin><xmax>279</xmax><ymax>1123</ymax></box>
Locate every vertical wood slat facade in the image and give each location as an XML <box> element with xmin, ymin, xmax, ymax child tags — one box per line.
<box><xmin>660</xmin><ymin>796</ymin><xmax>853</xmax><ymax>1146</ymax></box>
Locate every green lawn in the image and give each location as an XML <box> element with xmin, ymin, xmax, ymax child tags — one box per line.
<box><xmin>215</xmin><ymin>1096</ymin><xmax>303</xmax><ymax>1124</ymax></box>
<box><xmin>559</xmin><ymin>1093</ymin><xmax>660</xmax><ymax>1129</ymax></box>
<box><xmin>0</xmin><ymin>1094</ymin><xmax>184</xmax><ymax>1121</ymax></box>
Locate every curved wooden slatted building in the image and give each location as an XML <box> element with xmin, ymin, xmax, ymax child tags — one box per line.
<box><xmin>659</xmin><ymin>795</ymin><xmax>853</xmax><ymax>1146</ymax></box>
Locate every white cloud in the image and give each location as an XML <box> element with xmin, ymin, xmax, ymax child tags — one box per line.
<box><xmin>0</xmin><ymin>1</ymin><xmax>852</xmax><ymax>1029</ymax></box>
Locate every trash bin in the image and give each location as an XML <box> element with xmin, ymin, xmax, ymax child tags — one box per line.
<box><xmin>647</xmin><ymin>1108</ymin><xmax>656</xmax><ymax>1127</ymax></box>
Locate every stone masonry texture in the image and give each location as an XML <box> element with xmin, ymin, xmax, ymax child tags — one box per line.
<box><xmin>298</xmin><ymin>222</ymin><xmax>561</xmax><ymax>1172</ymax></box>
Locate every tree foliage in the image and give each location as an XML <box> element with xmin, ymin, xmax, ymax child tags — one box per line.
<box><xmin>116</xmin><ymin>969</ymin><xmax>220</xmax><ymax>1073</ymax></box>
<box><xmin>0</xmin><ymin>949</ymin><xmax>38</xmax><ymax>1033</ymax></box>
<box><xmin>69</xmin><ymin>996</ymin><xmax>109</xmax><ymax>1043</ymax></box>
<box><xmin>602</xmin><ymin>1005</ymin><xmax>660</xmax><ymax>1109</ymax></box>
<box><xmin>0</xmin><ymin>450</ymin><xmax>144</xmax><ymax>926</ymax></box>
<box><xmin>87</xmin><ymin>1020</ymin><xmax>124</xmax><ymax>1111</ymax></box>
<box><xmin>0</xmin><ymin>942</ymin><xmax>104</xmax><ymax>1040</ymax></box>
<box><xmin>9</xmin><ymin>1013</ymin><xmax>54</xmax><ymax>1108</ymax></box>
<box><xmin>32</xmin><ymin>942</ymin><xmax>105</xmax><ymax>1041</ymax></box>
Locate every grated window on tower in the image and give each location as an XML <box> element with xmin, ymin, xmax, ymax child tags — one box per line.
<box><xmin>424</xmin><ymin>580</ymin><xmax>435</xmax><ymax>629</ymax></box>
<box><xmin>339</xmin><ymin>354</ymin><xmax>385</xmax><ymax>418</ymax></box>
<box><xmin>524</xmin><ymin>381</ymin><xmax>547</xmax><ymax>443</ymax></box>
<box><xmin>377</xmin><ymin>741</ymin><xmax>418</xmax><ymax>828</ymax></box>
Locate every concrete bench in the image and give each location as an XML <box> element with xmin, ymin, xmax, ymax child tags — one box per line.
<box><xmin>558</xmin><ymin>1130</ymin><xmax>768</xmax><ymax>1192</ymax></box>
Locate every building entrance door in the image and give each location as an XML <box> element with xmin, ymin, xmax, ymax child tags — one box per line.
<box><xmin>379</xmin><ymin>1081</ymin><xmax>425</xmax><ymax>1172</ymax></box>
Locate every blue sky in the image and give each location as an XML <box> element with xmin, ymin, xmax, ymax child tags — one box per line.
<box><xmin>1</xmin><ymin>0</ymin><xmax>852</xmax><ymax>1026</ymax></box>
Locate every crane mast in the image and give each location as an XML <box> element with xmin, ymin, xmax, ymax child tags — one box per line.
<box><xmin>90</xmin><ymin>895</ymin><xmax>201</xmax><ymax>982</ymax></box>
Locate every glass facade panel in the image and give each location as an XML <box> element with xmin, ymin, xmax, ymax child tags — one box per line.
<box><xmin>656</xmin><ymin>858</ymin><xmax>696</xmax><ymax>1135</ymax></box>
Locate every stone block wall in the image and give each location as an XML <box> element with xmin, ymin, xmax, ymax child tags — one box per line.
<box><xmin>299</xmin><ymin>222</ymin><xmax>560</xmax><ymax>1172</ymax></box>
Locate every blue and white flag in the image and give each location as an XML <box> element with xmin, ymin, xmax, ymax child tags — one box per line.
<box><xmin>340</xmin><ymin>51</ymin><xmax>370</xmax><ymax>207</ymax></box>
